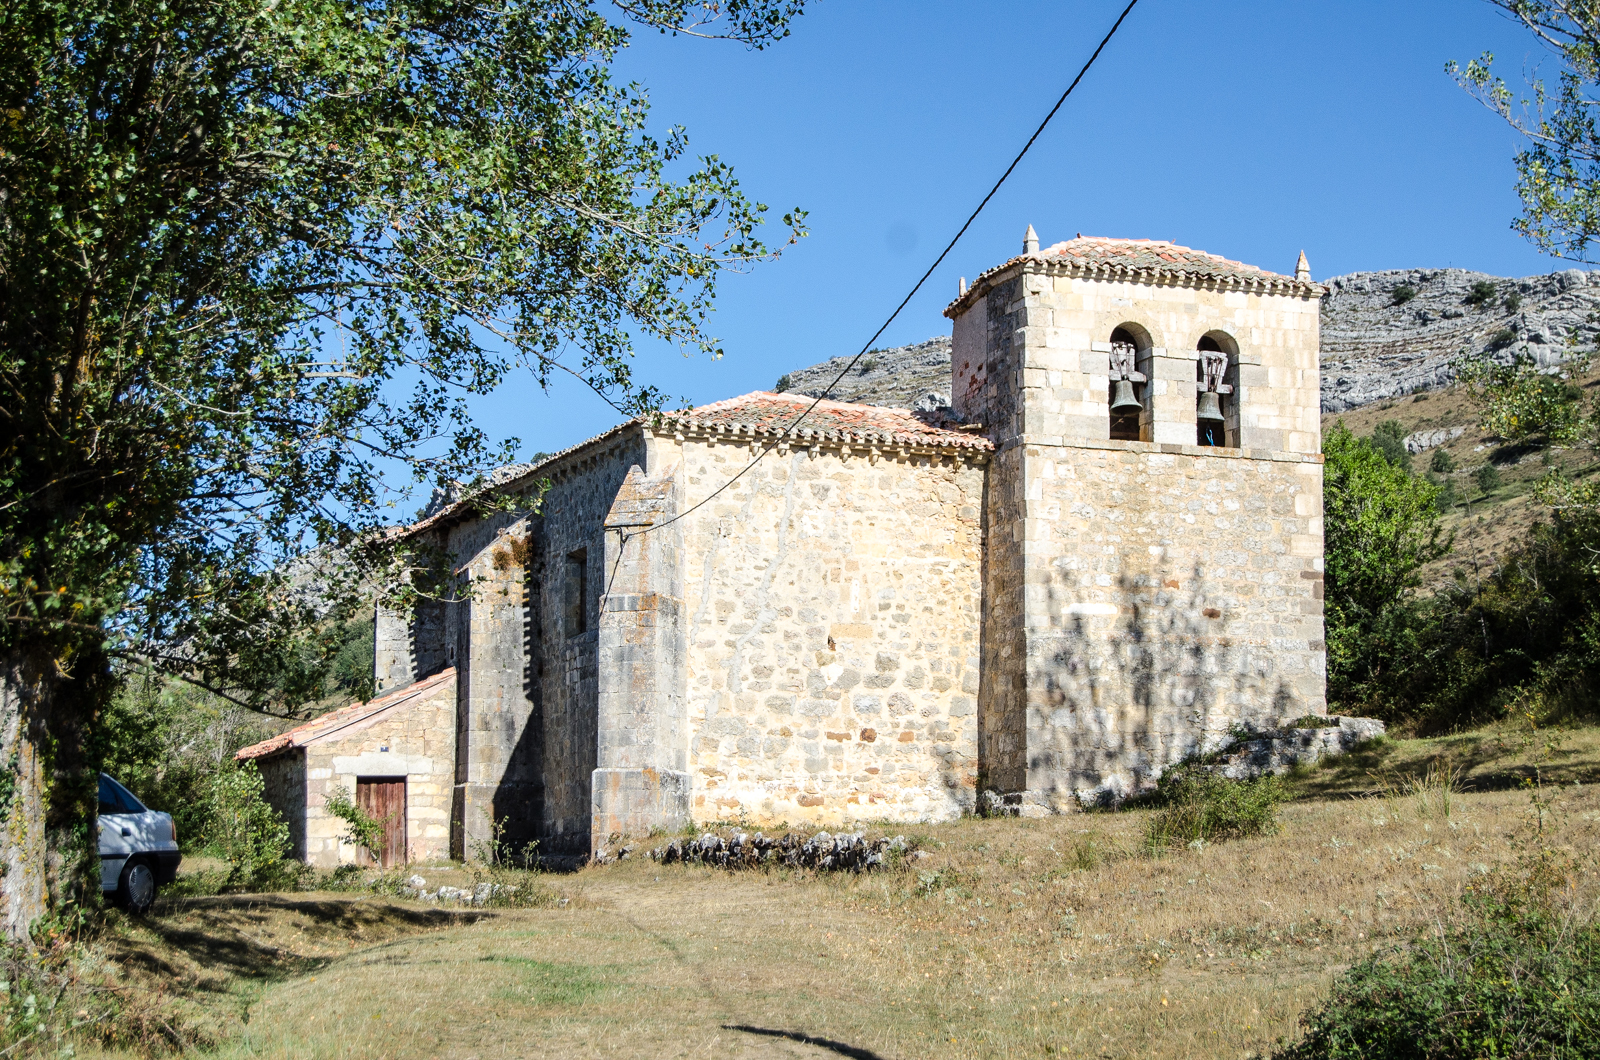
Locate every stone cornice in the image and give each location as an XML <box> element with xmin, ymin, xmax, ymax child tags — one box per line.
<box><xmin>944</xmin><ymin>254</ymin><xmax>1328</xmax><ymax>319</ymax></box>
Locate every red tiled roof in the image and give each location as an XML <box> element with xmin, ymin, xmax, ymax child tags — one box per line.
<box><xmin>946</xmin><ymin>236</ymin><xmax>1323</xmax><ymax>317</ymax></box>
<box><xmin>662</xmin><ymin>391</ymin><xmax>993</xmax><ymax>451</ymax></box>
<box><xmin>234</xmin><ymin>668</ymin><xmax>456</xmax><ymax>760</ymax></box>
<box><xmin>403</xmin><ymin>391</ymin><xmax>991</xmax><ymax>535</ymax></box>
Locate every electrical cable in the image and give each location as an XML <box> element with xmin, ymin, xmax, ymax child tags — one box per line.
<box><xmin>622</xmin><ymin>0</ymin><xmax>1140</xmax><ymax>543</ymax></box>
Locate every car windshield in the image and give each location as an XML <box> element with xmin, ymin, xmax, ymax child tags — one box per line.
<box><xmin>98</xmin><ymin>773</ymin><xmax>144</xmax><ymax>815</ymax></box>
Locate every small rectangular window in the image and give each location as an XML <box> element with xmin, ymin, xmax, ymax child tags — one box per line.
<box><xmin>564</xmin><ymin>549</ymin><xmax>587</xmax><ymax>636</ymax></box>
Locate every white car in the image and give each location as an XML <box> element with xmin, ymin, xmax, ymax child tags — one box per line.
<box><xmin>98</xmin><ymin>773</ymin><xmax>181</xmax><ymax>913</ymax></box>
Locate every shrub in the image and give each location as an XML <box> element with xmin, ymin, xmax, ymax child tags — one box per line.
<box><xmin>205</xmin><ymin>761</ymin><xmax>291</xmax><ymax>889</ymax></box>
<box><xmin>1369</xmin><ymin>420</ymin><xmax>1412</xmax><ymax>471</ymax></box>
<box><xmin>1505</xmin><ymin>289</ymin><xmax>1523</xmax><ymax>313</ymax></box>
<box><xmin>1143</xmin><ymin>767</ymin><xmax>1289</xmax><ymax>852</ymax></box>
<box><xmin>1475</xmin><ymin>463</ymin><xmax>1502</xmax><ymax>495</ymax></box>
<box><xmin>1278</xmin><ymin>853</ymin><xmax>1599</xmax><ymax>1060</ymax></box>
<box><xmin>858</xmin><ymin>356</ymin><xmax>877</xmax><ymax>374</ymax></box>
<box><xmin>1390</xmin><ymin>283</ymin><xmax>1418</xmax><ymax>306</ymax></box>
<box><xmin>1464</xmin><ymin>278</ymin><xmax>1500</xmax><ymax>307</ymax></box>
<box><xmin>1487</xmin><ymin>326</ymin><xmax>1518</xmax><ymax>350</ymax></box>
<box><xmin>773</xmin><ymin>373</ymin><xmax>791</xmax><ymax>393</ymax></box>
<box><xmin>1430</xmin><ymin>474</ymin><xmax>1456</xmax><ymax>513</ymax></box>
<box><xmin>324</xmin><ymin>784</ymin><xmax>389</xmax><ymax>863</ymax></box>
<box><xmin>1428</xmin><ymin>447</ymin><xmax>1455</xmax><ymax>474</ymax></box>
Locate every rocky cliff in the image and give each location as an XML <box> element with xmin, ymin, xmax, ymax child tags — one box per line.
<box><xmin>776</xmin><ymin>266</ymin><xmax>1600</xmax><ymax>415</ymax></box>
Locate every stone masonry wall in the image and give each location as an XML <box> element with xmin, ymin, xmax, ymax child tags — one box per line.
<box><xmin>296</xmin><ymin>673</ymin><xmax>457</xmax><ymax>866</ymax></box>
<box><xmin>1023</xmin><ymin>442</ymin><xmax>1325</xmax><ymax>804</ymax></box>
<box><xmin>527</xmin><ymin>435</ymin><xmax>647</xmax><ymax>854</ymax></box>
<box><xmin>679</xmin><ymin>439</ymin><xmax>987</xmax><ymax>826</ymax></box>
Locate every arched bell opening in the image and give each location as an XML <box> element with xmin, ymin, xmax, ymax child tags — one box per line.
<box><xmin>1108</xmin><ymin>325</ymin><xmax>1149</xmax><ymax>442</ymax></box>
<box><xmin>1195</xmin><ymin>332</ymin><xmax>1239</xmax><ymax>448</ymax></box>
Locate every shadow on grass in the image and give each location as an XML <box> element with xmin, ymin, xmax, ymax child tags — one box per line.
<box><xmin>116</xmin><ymin>894</ymin><xmax>490</xmax><ymax>992</ymax></box>
<box><xmin>1293</xmin><ymin>730</ymin><xmax>1600</xmax><ymax>801</ymax></box>
<box><xmin>723</xmin><ymin>1024</ymin><xmax>888</xmax><ymax>1059</ymax></box>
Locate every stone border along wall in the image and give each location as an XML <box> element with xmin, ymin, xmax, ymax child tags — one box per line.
<box><xmin>675</xmin><ymin>433</ymin><xmax>988</xmax><ymax>830</ymax></box>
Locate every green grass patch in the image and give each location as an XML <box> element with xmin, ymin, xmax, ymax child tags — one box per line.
<box><xmin>483</xmin><ymin>956</ymin><xmax>613</xmax><ymax>1007</ymax></box>
<box><xmin>1144</xmin><ymin>767</ymin><xmax>1289</xmax><ymax>852</ymax></box>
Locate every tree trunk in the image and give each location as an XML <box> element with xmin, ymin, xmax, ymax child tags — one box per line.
<box><xmin>0</xmin><ymin>651</ymin><xmax>55</xmax><ymax>941</ymax></box>
<box><xmin>0</xmin><ymin>644</ymin><xmax>98</xmax><ymax>942</ymax></box>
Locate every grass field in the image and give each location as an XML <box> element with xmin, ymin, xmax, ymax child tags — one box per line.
<box><xmin>78</xmin><ymin>724</ymin><xmax>1600</xmax><ymax>1060</ymax></box>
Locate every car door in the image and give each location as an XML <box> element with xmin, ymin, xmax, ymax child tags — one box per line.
<box><xmin>98</xmin><ymin>773</ymin><xmax>143</xmax><ymax>889</ymax></box>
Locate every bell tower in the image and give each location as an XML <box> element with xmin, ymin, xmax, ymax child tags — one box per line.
<box><xmin>947</xmin><ymin>232</ymin><xmax>1327</xmax><ymax>806</ymax></box>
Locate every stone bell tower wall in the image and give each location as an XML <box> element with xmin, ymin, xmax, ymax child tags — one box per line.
<box><xmin>952</xmin><ymin>257</ymin><xmax>1326</xmax><ymax>805</ymax></box>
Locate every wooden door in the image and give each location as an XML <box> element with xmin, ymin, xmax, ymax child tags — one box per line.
<box><xmin>356</xmin><ymin>777</ymin><xmax>407</xmax><ymax>868</ymax></box>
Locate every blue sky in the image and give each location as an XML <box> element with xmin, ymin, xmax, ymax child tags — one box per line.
<box><xmin>464</xmin><ymin>0</ymin><xmax>1576</xmax><ymax>469</ymax></box>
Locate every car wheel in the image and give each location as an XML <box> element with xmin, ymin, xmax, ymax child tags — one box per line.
<box><xmin>118</xmin><ymin>858</ymin><xmax>157</xmax><ymax>914</ymax></box>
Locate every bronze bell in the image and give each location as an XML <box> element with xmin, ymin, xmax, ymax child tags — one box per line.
<box><xmin>1196</xmin><ymin>389</ymin><xmax>1225</xmax><ymax>423</ymax></box>
<box><xmin>1110</xmin><ymin>379</ymin><xmax>1142</xmax><ymax>413</ymax></box>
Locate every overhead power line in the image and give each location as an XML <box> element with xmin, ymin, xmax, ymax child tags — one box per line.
<box><xmin>627</xmin><ymin>0</ymin><xmax>1141</xmax><ymax>541</ymax></box>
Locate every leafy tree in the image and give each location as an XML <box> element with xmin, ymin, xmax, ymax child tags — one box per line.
<box><xmin>1390</xmin><ymin>283</ymin><xmax>1418</xmax><ymax>306</ymax></box>
<box><xmin>1458</xmin><ymin>353</ymin><xmax>1590</xmax><ymax>445</ymax></box>
<box><xmin>1369</xmin><ymin>420</ymin><xmax>1413</xmax><ymax>471</ymax></box>
<box><xmin>0</xmin><ymin>0</ymin><xmax>807</xmax><ymax>936</ymax></box>
<box><xmin>1475</xmin><ymin>462</ymin><xmax>1504</xmax><ymax>495</ymax></box>
<box><xmin>1323</xmin><ymin>424</ymin><xmax>1450</xmax><ymax>707</ymax></box>
<box><xmin>1452</xmin><ymin>3</ymin><xmax>1600</xmax><ymax>260</ymax></box>
<box><xmin>1429</xmin><ymin>447</ymin><xmax>1456</xmax><ymax>474</ymax></box>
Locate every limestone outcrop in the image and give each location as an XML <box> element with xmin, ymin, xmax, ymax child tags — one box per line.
<box><xmin>1321</xmin><ymin>267</ymin><xmax>1600</xmax><ymax>411</ymax></box>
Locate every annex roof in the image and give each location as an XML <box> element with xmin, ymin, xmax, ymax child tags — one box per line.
<box><xmin>234</xmin><ymin>667</ymin><xmax>456</xmax><ymax>760</ymax></box>
<box><xmin>945</xmin><ymin>236</ymin><xmax>1325</xmax><ymax>317</ymax></box>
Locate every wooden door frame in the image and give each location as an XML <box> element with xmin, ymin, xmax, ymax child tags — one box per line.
<box><xmin>355</xmin><ymin>776</ymin><xmax>408</xmax><ymax>868</ymax></box>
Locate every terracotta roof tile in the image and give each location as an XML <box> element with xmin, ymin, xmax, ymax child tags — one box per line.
<box><xmin>946</xmin><ymin>236</ymin><xmax>1324</xmax><ymax>317</ymax></box>
<box><xmin>404</xmin><ymin>391</ymin><xmax>990</xmax><ymax>535</ymax></box>
<box><xmin>663</xmin><ymin>391</ymin><xmax>993</xmax><ymax>451</ymax></box>
<box><xmin>234</xmin><ymin>667</ymin><xmax>456</xmax><ymax>760</ymax></box>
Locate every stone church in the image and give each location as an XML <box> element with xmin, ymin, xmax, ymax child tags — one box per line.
<box><xmin>303</xmin><ymin>233</ymin><xmax>1327</xmax><ymax>862</ymax></box>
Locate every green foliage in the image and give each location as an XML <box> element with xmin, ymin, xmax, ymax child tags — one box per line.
<box><xmin>1279</xmin><ymin>853</ymin><xmax>1598</xmax><ymax>1060</ymax></box>
<box><xmin>323</xmin><ymin>784</ymin><xmax>388</xmax><ymax>863</ymax></box>
<box><xmin>1428</xmin><ymin>447</ymin><xmax>1456</xmax><ymax>473</ymax></box>
<box><xmin>1369</xmin><ymin>420</ymin><xmax>1413</xmax><ymax>471</ymax></box>
<box><xmin>1143</xmin><ymin>767</ymin><xmax>1288</xmax><ymax>852</ymax></box>
<box><xmin>1323</xmin><ymin>423</ymin><xmax>1450</xmax><ymax>713</ymax></box>
<box><xmin>1390</xmin><ymin>283</ymin><xmax>1418</xmax><ymax>306</ymax></box>
<box><xmin>327</xmin><ymin>618</ymin><xmax>375</xmax><ymax>701</ymax></box>
<box><xmin>1487</xmin><ymin>326</ymin><xmax>1518</xmax><ymax>350</ymax></box>
<box><xmin>1505</xmin><ymin>289</ymin><xmax>1523</xmax><ymax>313</ymax></box>
<box><xmin>1475</xmin><ymin>462</ymin><xmax>1504</xmax><ymax>495</ymax></box>
<box><xmin>1324</xmin><ymin>423</ymin><xmax>1448</xmax><ymax>619</ymax></box>
<box><xmin>1459</xmin><ymin>353</ymin><xmax>1589</xmax><ymax>446</ymax></box>
<box><xmin>1464</xmin><ymin>278</ymin><xmax>1500</xmax><ymax>307</ymax></box>
<box><xmin>205</xmin><ymin>762</ymin><xmax>290</xmax><ymax>889</ymax></box>
<box><xmin>1451</xmin><ymin>5</ymin><xmax>1600</xmax><ymax>259</ymax></box>
<box><xmin>0</xmin><ymin>0</ymin><xmax>808</xmax><ymax>734</ymax></box>
<box><xmin>1429</xmin><ymin>473</ymin><xmax>1457</xmax><ymax>513</ymax></box>
<box><xmin>773</xmin><ymin>374</ymin><xmax>792</xmax><ymax>393</ymax></box>
<box><xmin>859</xmin><ymin>357</ymin><xmax>878</xmax><ymax>374</ymax></box>
<box><xmin>96</xmin><ymin>675</ymin><xmax>279</xmax><ymax>850</ymax></box>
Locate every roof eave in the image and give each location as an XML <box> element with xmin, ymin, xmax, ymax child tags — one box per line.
<box><xmin>943</xmin><ymin>255</ymin><xmax>1328</xmax><ymax>319</ymax></box>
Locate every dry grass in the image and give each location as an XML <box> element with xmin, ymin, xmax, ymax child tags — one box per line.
<box><xmin>74</xmin><ymin>732</ymin><xmax>1600</xmax><ymax>1060</ymax></box>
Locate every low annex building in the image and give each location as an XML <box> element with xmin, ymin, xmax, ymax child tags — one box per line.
<box><xmin>280</xmin><ymin>234</ymin><xmax>1335</xmax><ymax>862</ymax></box>
<box><xmin>236</xmin><ymin>668</ymin><xmax>457</xmax><ymax>867</ymax></box>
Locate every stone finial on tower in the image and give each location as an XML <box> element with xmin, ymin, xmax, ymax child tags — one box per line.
<box><xmin>1295</xmin><ymin>250</ymin><xmax>1311</xmax><ymax>282</ymax></box>
<box><xmin>959</xmin><ymin>276</ymin><xmax>967</xmax><ymax>297</ymax></box>
<box><xmin>1024</xmin><ymin>224</ymin><xmax>1039</xmax><ymax>254</ymax></box>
